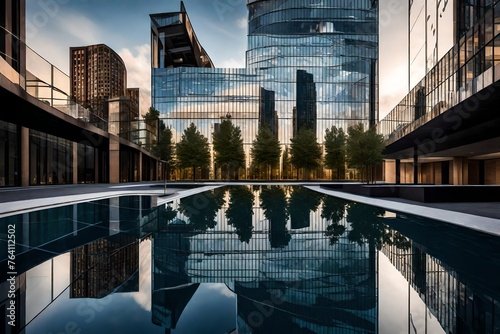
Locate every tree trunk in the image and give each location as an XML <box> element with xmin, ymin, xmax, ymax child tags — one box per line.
<box><xmin>192</xmin><ymin>166</ymin><xmax>196</xmax><ymax>181</ymax></box>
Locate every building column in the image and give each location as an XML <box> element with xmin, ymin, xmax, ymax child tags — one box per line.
<box><xmin>413</xmin><ymin>146</ymin><xmax>418</xmax><ymax>185</ymax></box>
<box><xmin>479</xmin><ymin>160</ymin><xmax>485</xmax><ymax>185</ymax></box>
<box><xmin>138</xmin><ymin>151</ymin><xmax>143</xmax><ymax>182</ymax></box>
<box><xmin>156</xmin><ymin>160</ymin><xmax>160</xmax><ymax>181</ymax></box>
<box><xmin>429</xmin><ymin>163</ymin><xmax>435</xmax><ymax>184</ymax></box>
<box><xmin>395</xmin><ymin>159</ymin><xmax>401</xmax><ymax>184</ymax></box>
<box><xmin>94</xmin><ymin>148</ymin><xmax>99</xmax><ymax>184</ymax></box>
<box><xmin>73</xmin><ymin>142</ymin><xmax>78</xmax><ymax>184</ymax></box>
<box><xmin>109</xmin><ymin>134</ymin><xmax>120</xmax><ymax>183</ymax></box>
<box><xmin>21</xmin><ymin>127</ymin><xmax>29</xmax><ymax>187</ymax></box>
<box><xmin>452</xmin><ymin>157</ymin><xmax>469</xmax><ymax>185</ymax></box>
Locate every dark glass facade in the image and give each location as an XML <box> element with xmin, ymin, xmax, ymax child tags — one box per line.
<box><xmin>29</xmin><ymin>129</ymin><xmax>73</xmax><ymax>186</ymax></box>
<box><xmin>151</xmin><ymin>0</ymin><xmax>379</xmax><ymax>178</ymax></box>
<box><xmin>0</xmin><ymin>120</ymin><xmax>19</xmax><ymax>187</ymax></box>
<box><xmin>379</xmin><ymin>0</ymin><xmax>500</xmax><ymax>145</ymax></box>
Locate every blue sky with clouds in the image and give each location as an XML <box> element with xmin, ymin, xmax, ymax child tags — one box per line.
<box><xmin>25</xmin><ymin>0</ymin><xmax>408</xmax><ymax>118</ymax></box>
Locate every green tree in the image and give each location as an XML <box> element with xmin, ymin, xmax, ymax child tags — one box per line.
<box><xmin>290</xmin><ymin>127</ymin><xmax>322</xmax><ymax>180</ymax></box>
<box><xmin>143</xmin><ymin>106</ymin><xmax>160</xmax><ymax>121</ymax></box>
<box><xmin>153</xmin><ymin>125</ymin><xmax>175</xmax><ymax>180</ymax></box>
<box><xmin>176</xmin><ymin>123</ymin><xmax>210</xmax><ymax>181</ymax></box>
<box><xmin>212</xmin><ymin>118</ymin><xmax>245</xmax><ymax>180</ymax></box>
<box><xmin>346</xmin><ymin>123</ymin><xmax>385</xmax><ymax>183</ymax></box>
<box><xmin>324</xmin><ymin>126</ymin><xmax>346</xmax><ymax>180</ymax></box>
<box><xmin>250</xmin><ymin>125</ymin><xmax>281</xmax><ymax>180</ymax></box>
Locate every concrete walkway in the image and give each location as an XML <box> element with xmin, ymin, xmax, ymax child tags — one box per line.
<box><xmin>0</xmin><ymin>182</ymin><xmax>181</xmax><ymax>218</ymax></box>
<box><xmin>307</xmin><ymin>185</ymin><xmax>500</xmax><ymax>238</ymax></box>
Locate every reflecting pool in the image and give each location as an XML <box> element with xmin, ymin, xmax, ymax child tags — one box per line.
<box><xmin>1</xmin><ymin>186</ymin><xmax>499</xmax><ymax>333</ymax></box>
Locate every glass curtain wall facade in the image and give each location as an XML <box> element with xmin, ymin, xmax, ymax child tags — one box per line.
<box><xmin>246</xmin><ymin>0</ymin><xmax>379</xmax><ymax>138</ymax></box>
<box><xmin>379</xmin><ymin>0</ymin><xmax>500</xmax><ymax>144</ymax></box>
<box><xmin>29</xmin><ymin>130</ymin><xmax>73</xmax><ymax>185</ymax></box>
<box><xmin>0</xmin><ymin>120</ymin><xmax>19</xmax><ymax>187</ymax></box>
<box><xmin>409</xmin><ymin>0</ymin><xmax>456</xmax><ymax>88</ymax></box>
<box><xmin>151</xmin><ymin>0</ymin><xmax>378</xmax><ymax>179</ymax></box>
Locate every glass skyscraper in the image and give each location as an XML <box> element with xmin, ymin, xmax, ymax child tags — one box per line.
<box><xmin>151</xmin><ymin>0</ymin><xmax>378</xmax><ymax>178</ymax></box>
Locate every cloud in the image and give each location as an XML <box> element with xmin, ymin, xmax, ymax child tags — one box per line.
<box><xmin>205</xmin><ymin>283</ymin><xmax>235</xmax><ymax>298</ymax></box>
<box><xmin>236</xmin><ymin>16</ymin><xmax>247</xmax><ymax>29</ymax></box>
<box><xmin>54</xmin><ymin>13</ymin><xmax>101</xmax><ymax>46</ymax></box>
<box><xmin>25</xmin><ymin>11</ymin><xmax>105</xmax><ymax>73</ymax></box>
<box><xmin>119</xmin><ymin>44</ymin><xmax>152</xmax><ymax>116</ymax></box>
<box><xmin>219</xmin><ymin>57</ymin><xmax>246</xmax><ymax>69</ymax></box>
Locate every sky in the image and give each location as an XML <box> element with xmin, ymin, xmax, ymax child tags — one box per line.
<box><xmin>25</xmin><ymin>0</ymin><xmax>409</xmax><ymax>119</ymax></box>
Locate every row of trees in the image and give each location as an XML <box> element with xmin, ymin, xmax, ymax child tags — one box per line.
<box><xmin>150</xmin><ymin>111</ymin><xmax>385</xmax><ymax>182</ymax></box>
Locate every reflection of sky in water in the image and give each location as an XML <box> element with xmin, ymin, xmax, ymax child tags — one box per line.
<box><xmin>379</xmin><ymin>253</ymin><xmax>445</xmax><ymax>334</ymax></box>
<box><xmin>23</xmin><ymin>243</ymin><xmax>236</xmax><ymax>334</ymax></box>
<box><xmin>172</xmin><ymin>284</ymin><xmax>236</xmax><ymax>334</ymax></box>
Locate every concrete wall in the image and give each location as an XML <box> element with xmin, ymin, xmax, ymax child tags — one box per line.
<box><xmin>384</xmin><ymin>160</ymin><xmax>396</xmax><ymax>183</ymax></box>
<box><xmin>485</xmin><ymin>159</ymin><xmax>500</xmax><ymax>184</ymax></box>
<box><xmin>109</xmin><ymin>135</ymin><xmax>120</xmax><ymax>183</ymax></box>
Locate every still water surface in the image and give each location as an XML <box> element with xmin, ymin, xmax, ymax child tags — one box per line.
<box><xmin>0</xmin><ymin>185</ymin><xmax>499</xmax><ymax>334</ymax></box>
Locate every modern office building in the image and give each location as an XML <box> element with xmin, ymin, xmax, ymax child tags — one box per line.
<box><xmin>294</xmin><ymin>69</ymin><xmax>317</xmax><ymax>137</ymax></box>
<box><xmin>151</xmin><ymin>0</ymin><xmax>379</xmax><ymax>179</ymax></box>
<box><xmin>0</xmin><ymin>0</ymin><xmax>160</xmax><ymax>187</ymax></box>
<box><xmin>70</xmin><ymin>44</ymin><xmax>128</xmax><ymax>129</ymax></box>
<box><xmin>259</xmin><ymin>87</ymin><xmax>278</xmax><ymax>138</ymax></box>
<box><xmin>378</xmin><ymin>0</ymin><xmax>500</xmax><ymax>185</ymax></box>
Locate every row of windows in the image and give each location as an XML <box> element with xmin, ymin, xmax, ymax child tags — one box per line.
<box><xmin>249</xmin><ymin>8</ymin><xmax>376</xmax><ymax>28</ymax></box>
<box><xmin>248</xmin><ymin>0</ymin><xmax>376</xmax><ymax>21</ymax></box>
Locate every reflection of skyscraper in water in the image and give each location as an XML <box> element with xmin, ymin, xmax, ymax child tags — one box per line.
<box><xmin>294</xmin><ymin>70</ymin><xmax>317</xmax><ymax>137</ymax></box>
<box><xmin>151</xmin><ymin>231</ymin><xmax>197</xmax><ymax>332</ymax></box>
<box><xmin>259</xmin><ymin>87</ymin><xmax>278</xmax><ymax>138</ymax></box>
<box><xmin>70</xmin><ymin>233</ymin><xmax>139</xmax><ymax>298</ymax></box>
<box><xmin>234</xmin><ymin>242</ymin><xmax>378</xmax><ymax>333</ymax></box>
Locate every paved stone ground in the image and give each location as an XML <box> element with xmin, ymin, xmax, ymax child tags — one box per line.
<box><xmin>384</xmin><ymin>197</ymin><xmax>500</xmax><ymax>220</ymax></box>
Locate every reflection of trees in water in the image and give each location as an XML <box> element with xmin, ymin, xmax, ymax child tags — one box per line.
<box><xmin>321</xmin><ymin>196</ymin><xmax>348</xmax><ymax>245</ymax></box>
<box><xmin>288</xmin><ymin>186</ymin><xmax>323</xmax><ymax>229</ymax></box>
<box><xmin>178</xmin><ymin>189</ymin><xmax>226</xmax><ymax>232</ymax></box>
<box><xmin>346</xmin><ymin>202</ymin><xmax>411</xmax><ymax>250</ymax></box>
<box><xmin>226</xmin><ymin>186</ymin><xmax>255</xmax><ymax>243</ymax></box>
<box><xmin>260</xmin><ymin>186</ymin><xmax>291</xmax><ymax>248</ymax></box>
